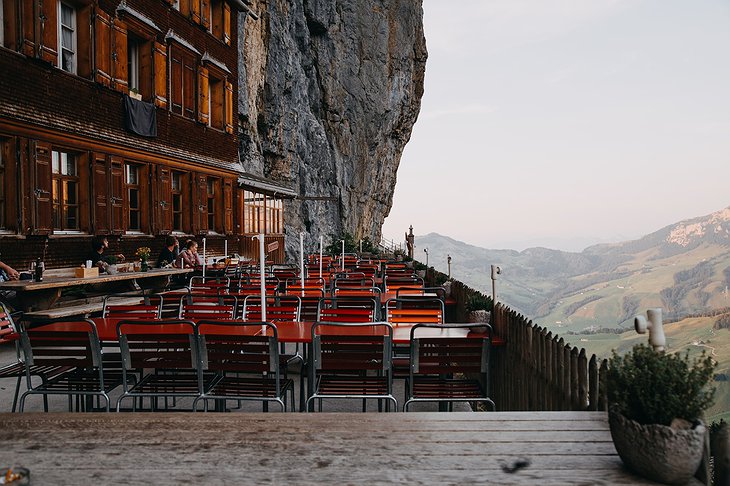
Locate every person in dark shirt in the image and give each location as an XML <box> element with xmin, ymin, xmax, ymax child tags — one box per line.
<box><xmin>90</xmin><ymin>236</ymin><xmax>125</xmax><ymax>267</ymax></box>
<box><xmin>157</xmin><ymin>235</ymin><xmax>179</xmax><ymax>268</ymax></box>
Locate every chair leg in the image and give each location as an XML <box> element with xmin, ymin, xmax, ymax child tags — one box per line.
<box><xmin>11</xmin><ymin>376</ymin><xmax>22</xmax><ymax>413</ymax></box>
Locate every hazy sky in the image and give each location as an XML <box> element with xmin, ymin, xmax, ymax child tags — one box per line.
<box><xmin>382</xmin><ymin>0</ymin><xmax>730</xmax><ymax>252</ymax></box>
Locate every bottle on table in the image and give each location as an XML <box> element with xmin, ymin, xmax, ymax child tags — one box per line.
<box><xmin>34</xmin><ymin>257</ymin><xmax>44</xmax><ymax>282</ymax></box>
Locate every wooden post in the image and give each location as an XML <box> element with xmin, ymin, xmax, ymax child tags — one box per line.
<box><xmin>578</xmin><ymin>348</ymin><xmax>588</xmax><ymax>411</ymax></box>
<box><xmin>570</xmin><ymin>346</ymin><xmax>579</xmax><ymax>410</ymax></box>
<box><xmin>598</xmin><ymin>359</ymin><xmax>608</xmax><ymax>411</ymax></box>
<box><xmin>588</xmin><ymin>354</ymin><xmax>598</xmax><ymax>411</ymax></box>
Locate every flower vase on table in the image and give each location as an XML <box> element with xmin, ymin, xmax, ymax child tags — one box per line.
<box><xmin>135</xmin><ymin>247</ymin><xmax>152</xmax><ymax>273</ymax></box>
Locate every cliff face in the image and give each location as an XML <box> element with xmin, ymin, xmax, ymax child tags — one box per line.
<box><xmin>238</xmin><ymin>0</ymin><xmax>427</xmax><ymax>255</ymax></box>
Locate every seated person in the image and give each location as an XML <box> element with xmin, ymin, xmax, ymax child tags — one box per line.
<box><xmin>0</xmin><ymin>260</ymin><xmax>19</xmax><ymax>281</ymax></box>
<box><xmin>156</xmin><ymin>236</ymin><xmax>179</xmax><ymax>268</ymax></box>
<box><xmin>176</xmin><ymin>240</ymin><xmax>203</xmax><ymax>268</ymax></box>
<box><xmin>90</xmin><ymin>236</ymin><xmax>125</xmax><ymax>267</ymax></box>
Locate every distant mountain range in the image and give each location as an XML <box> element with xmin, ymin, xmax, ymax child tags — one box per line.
<box><xmin>417</xmin><ymin>206</ymin><xmax>730</xmax><ymax>333</ymax></box>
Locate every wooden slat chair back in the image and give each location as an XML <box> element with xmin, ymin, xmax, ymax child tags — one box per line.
<box><xmin>189</xmin><ymin>276</ymin><xmax>232</xmax><ymax>294</ymax></box>
<box><xmin>284</xmin><ymin>277</ymin><xmax>326</xmax><ymax>292</ymax></box>
<box><xmin>307</xmin><ymin>322</ymin><xmax>396</xmax><ymax>411</ymax></box>
<box><xmin>242</xmin><ymin>295</ymin><xmax>301</xmax><ymax>323</ymax></box>
<box><xmin>385</xmin><ymin>298</ymin><xmax>445</xmax><ymax>325</ymax></box>
<box><xmin>179</xmin><ymin>294</ymin><xmax>237</xmax><ymax>320</ymax></box>
<box><xmin>194</xmin><ymin>321</ymin><xmax>294</xmax><ymax>411</ymax></box>
<box><xmin>395</xmin><ymin>287</ymin><xmax>446</xmax><ymax>301</ymax></box>
<box><xmin>384</xmin><ymin>276</ymin><xmax>424</xmax><ymax>293</ymax></box>
<box><xmin>18</xmin><ymin>319</ymin><xmax>123</xmax><ymax>412</ymax></box>
<box><xmin>353</xmin><ymin>265</ymin><xmax>378</xmax><ymax>278</ymax></box>
<box><xmin>102</xmin><ymin>293</ymin><xmax>162</xmax><ymax>320</ymax></box>
<box><xmin>404</xmin><ymin>323</ymin><xmax>495</xmax><ymax>412</ymax></box>
<box><xmin>318</xmin><ymin>297</ymin><xmax>378</xmax><ymax>323</ymax></box>
<box><xmin>333</xmin><ymin>287</ymin><xmax>381</xmax><ymax>299</ymax></box>
<box><xmin>115</xmin><ymin>319</ymin><xmax>204</xmax><ymax>411</ymax></box>
<box><xmin>290</xmin><ymin>294</ymin><xmax>323</xmax><ymax>321</ymax></box>
<box><xmin>333</xmin><ymin>276</ymin><xmax>376</xmax><ymax>291</ymax></box>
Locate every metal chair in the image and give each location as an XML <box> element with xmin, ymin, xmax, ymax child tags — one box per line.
<box><xmin>306</xmin><ymin>321</ymin><xmax>397</xmax><ymax>412</ymax></box>
<box><xmin>102</xmin><ymin>293</ymin><xmax>162</xmax><ymax>319</ymax></box>
<box><xmin>18</xmin><ymin>319</ymin><xmax>124</xmax><ymax>412</ymax></box>
<box><xmin>178</xmin><ymin>294</ymin><xmax>237</xmax><ymax>320</ymax></box>
<box><xmin>194</xmin><ymin>321</ymin><xmax>295</xmax><ymax>412</ymax></box>
<box><xmin>385</xmin><ymin>298</ymin><xmax>445</xmax><ymax>325</ymax></box>
<box><xmin>317</xmin><ymin>297</ymin><xmax>378</xmax><ymax>323</ymax></box>
<box><xmin>403</xmin><ymin>323</ymin><xmax>495</xmax><ymax>412</ymax></box>
<box><xmin>115</xmin><ymin>319</ymin><xmax>208</xmax><ymax>411</ymax></box>
<box><xmin>0</xmin><ymin>303</ymin><xmax>70</xmax><ymax>412</ymax></box>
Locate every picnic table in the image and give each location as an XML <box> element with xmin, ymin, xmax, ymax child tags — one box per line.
<box><xmin>0</xmin><ymin>411</ymin><xmax>671</xmax><ymax>484</ymax></box>
<box><xmin>0</xmin><ymin>268</ymin><xmax>192</xmax><ymax>312</ymax></box>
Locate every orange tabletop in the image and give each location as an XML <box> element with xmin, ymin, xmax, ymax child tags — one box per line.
<box><xmin>35</xmin><ymin>318</ymin><xmax>504</xmax><ymax>347</ymax></box>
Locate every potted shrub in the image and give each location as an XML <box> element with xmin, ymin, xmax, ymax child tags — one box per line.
<box><xmin>465</xmin><ymin>292</ymin><xmax>492</xmax><ymax>330</ymax></box>
<box><xmin>607</xmin><ymin>344</ymin><xmax>716</xmax><ymax>484</ymax></box>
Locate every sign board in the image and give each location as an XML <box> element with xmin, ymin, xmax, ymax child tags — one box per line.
<box><xmin>267</xmin><ymin>241</ymin><xmax>279</xmax><ymax>252</ymax></box>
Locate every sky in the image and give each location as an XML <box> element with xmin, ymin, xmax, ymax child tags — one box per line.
<box><xmin>381</xmin><ymin>0</ymin><xmax>730</xmax><ymax>252</ymax></box>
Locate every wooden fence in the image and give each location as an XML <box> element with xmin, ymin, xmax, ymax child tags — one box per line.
<box><xmin>491</xmin><ymin>303</ymin><xmax>608</xmax><ymax>412</ymax></box>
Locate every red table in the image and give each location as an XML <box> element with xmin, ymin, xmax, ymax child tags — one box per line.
<box><xmin>33</xmin><ymin>318</ymin><xmax>503</xmax><ymax>346</ymax></box>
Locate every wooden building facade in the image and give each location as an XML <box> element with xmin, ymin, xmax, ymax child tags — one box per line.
<box><xmin>0</xmin><ymin>0</ymin><xmax>292</xmax><ymax>269</ymax></box>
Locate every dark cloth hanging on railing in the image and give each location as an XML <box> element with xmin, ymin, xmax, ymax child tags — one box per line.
<box><xmin>123</xmin><ymin>95</ymin><xmax>157</xmax><ymax>137</ymax></box>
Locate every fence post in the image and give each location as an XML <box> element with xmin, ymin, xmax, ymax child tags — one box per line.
<box><xmin>598</xmin><ymin>359</ymin><xmax>608</xmax><ymax>411</ymax></box>
<box><xmin>578</xmin><ymin>348</ymin><xmax>589</xmax><ymax>411</ymax></box>
<box><xmin>588</xmin><ymin>354</ymin><xmax>598</xmax><ymax>411</ymax></box>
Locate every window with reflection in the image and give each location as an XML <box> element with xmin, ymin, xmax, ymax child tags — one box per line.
<box><xmin>126</xmin><ymin>163</ymin><xmax>141</xmax><ymax>231</ymax></box>
<box><xmin>51</xmin><ymin>150</ymin><xmax>79</xmax><ymax>230</ymax></box>
<box><xmin>172</xmin><ymin>171</ymin><xmax>183</xmax><ymax>232</ymax></box>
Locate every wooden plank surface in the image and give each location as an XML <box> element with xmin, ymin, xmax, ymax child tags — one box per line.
<box><xmin>0</xmin><ymin>267</ymin><xmax>191</xmax><ymax>291</ymax></box>
<box><xmin>0</xmin><ymin>411</ymin><xmax>669</xmax><ymax>485</ymax></box>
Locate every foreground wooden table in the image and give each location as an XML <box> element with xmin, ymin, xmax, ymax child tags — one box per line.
<box><xmin>0</xmin><ymin>411</ymin><xmax>664</xmax><ymax>485</ymax></box>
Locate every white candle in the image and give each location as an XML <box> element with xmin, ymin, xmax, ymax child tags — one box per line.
<box><xmin>299</xmin><ymin>232</ymin><xmax>305</xmax><ymax>289</ymax></box>
<box><xmin>258</xmin><ymin>233</ymin><xmax>266</xmax><ymax>323</ymax></box>
<box><xmin>319</xmin><ymin>235</ymin><xmax>323</xmax><ymax>278</ymax></box>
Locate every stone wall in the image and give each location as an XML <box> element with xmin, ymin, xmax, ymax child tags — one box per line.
<box><xmin>238</xmin><ymin>0</ymin><xmax>427</xmax><ymax>257</ymax></box>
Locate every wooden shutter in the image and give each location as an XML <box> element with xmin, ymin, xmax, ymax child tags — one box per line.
<box><xmin>156</xmin><ymin>166</ymin><xmax>173</xmax><ymax>234</ymax></box>
<box><xmin>109</xmin><ymin>156</ymin><xmax>124</xmax><ymax>234</ymax></box>
<box><xmin>223</xmin><ymin>179</ymin><xmax>233</xmax><ymax>235</ymax></box>
<box><xmin>179</xmin><ymin>0</ymin><xmax>191</xmax><ymax>18</ymax></box>
<box><xmin>234</xmin><ymin>187</ymin><xmax>243</xmax><ymax>234</ymax></box>
<box><xmin>111</xmin><ymin>19</ymin><xmax>129</xmax><ymax>93</ymax></box>
<box><xmin>94</xmin><ymin>9</ymin><xmax>112</xmax><ymax>86</ymax></box>
<box><xmin>20</xmin><ymin>0</ymin><xmax>36</xmax><ymax>57</ymax></box>
<box><xmin>39</xmin><ymin>0</ymin><xmax>58</xmax><ymax>64</ymax></box>
<box><xmin>224</xmin><ymin>80</ymin><xmax>234</xmax><ymax>134</ymax></box>
<box><xmin>2</xmin><ymin>138</ymin><xmax>18</xmax><ymax>232</ymax></box>
<box><xmin>223</xmin><ymin>2</ymin><xmax>231</xmax><ymax>45</ymax></box>
<box><xmin>153</xmin><ymin>41</ymin><xmax>168</xmax><ymax>108</ymax></box>
<box><xmin>192</xmin><ymin>173</ymin><xmax>207</xmax><ymax>235</ymax></box>
<box><xmin>197</xmin><ymin>66</ymin><xmax>209</xmax><ymax>125</ymax></box>
<box><xmin>183</xmin><ymin>53</ymin><xmax>196</xmax><ymax>119</ymax></box>
<box><xmin>31</xmin><ymin>141</ymin><xmax>52</xmax><ymax>235</ymax></box>
<box><xmin>92</xmin><ymin>153</ymin><xmax>109</xmax><ymax>234</ymax></box>
<box><xmin>201</xmin><ymin>0</ymin><xmax>210</xmax><ymax>29</ymax></box>
<box><xmin>77</xmin><ymin>6</ymin><xmax>93</xmax><ymax>78</ymax></box>
<box><xmin>3</xmin><ymin>0</ymin><xmax>19</xmax><ymax>50</ymax></box>
<box><xmin>191</xmin><ymin>0</ymin><xmax>201</xmax><ymax>24</ymax></box>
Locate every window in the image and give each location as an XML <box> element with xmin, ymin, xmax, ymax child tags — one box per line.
<box><xmin>58</xmin><ymin>1</ymin><xmax>77</xmax><ymax>74</ymax></box>
<box><xmin>51</xmin><ymin>150</ymin><xmax>79</xmax><ymax>230</ymax></box>
<box><xmin>172</xmin><ymin>171</ymin><xmax>184</xmax><ymax>232</ymax></box>
<box><xmin>206</xmin><ymin>177</ymin><xmax>219</xmax><ymax>232</ymax></box>
<box><xmin>0</xmin><ymin>0</ymin><xmax>4</xmax><ymax>47</ymax></box>
<box><xmin>127</xmin><ymin>34</ymin><xmax>140</xmax><ymax>92</ymax></box>
<box><xmin>0</xmin><ymin>140</ymin><xmax>5</xmax><ymax>230</ymax></box>
<box><xmin>170</xmin><ymin>45</ymin><xmax>197</xmax><ymax>119</ymax></box>
<box><xmin>267</xmin><ymin>198</ymin><xmax>283</xmax><ymax>234</ymax></box>
<box><xmin>209</xmin><ymin>74</ymin><xmax>224</xmax><ymax>130</ymax></box>
<box><xmin>244</xmin><ymin>190</ymin><xmax>269</xmax><ymax>234</ymax></box>
<box><xmin>126</xmin><ymin>163</ymin><xmax>141</xmax><ymax>231</ymax></box>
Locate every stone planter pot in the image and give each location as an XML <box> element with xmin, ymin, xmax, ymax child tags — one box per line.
<box><xmin>467</xmin><ymin>310</ymin><xmax>490</xmax><ymax>333</ymax></box>
<box><xmin>609</xmin><ymin>408</ymin><xmax>705</xmax><ymax>485</ymax></box>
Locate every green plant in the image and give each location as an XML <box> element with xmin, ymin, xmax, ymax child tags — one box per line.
<box><xmin>466</xmin><ymin>292</ymin><xmax>493</xmax><ymax>312</ymax></box>
<box><xmin>106</xmin><ymin>255</ymin><xmax>118</xmax><ymax>265</ymax></box>
<box><xmin>607</xmin><ymin>344</ymin><xmax>716</xmax><ymax>426</ymax></box>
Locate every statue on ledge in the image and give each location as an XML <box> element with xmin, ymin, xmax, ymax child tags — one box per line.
<box><xmin>405</xmin><ymin>225</ymin><xmax>414</xmax><ymax>259</ymax></box>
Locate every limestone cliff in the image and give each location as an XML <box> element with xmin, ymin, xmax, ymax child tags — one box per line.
<box><xmin>237</xmin><ymin>0</ymin><xmax>427</xmax><ymax>255</ymax></box>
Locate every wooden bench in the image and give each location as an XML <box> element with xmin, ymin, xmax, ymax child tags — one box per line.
<box><xmin>23</xmin><ymin>296</ymin><xmax>143</xmax><ymax>321</ymax></box>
